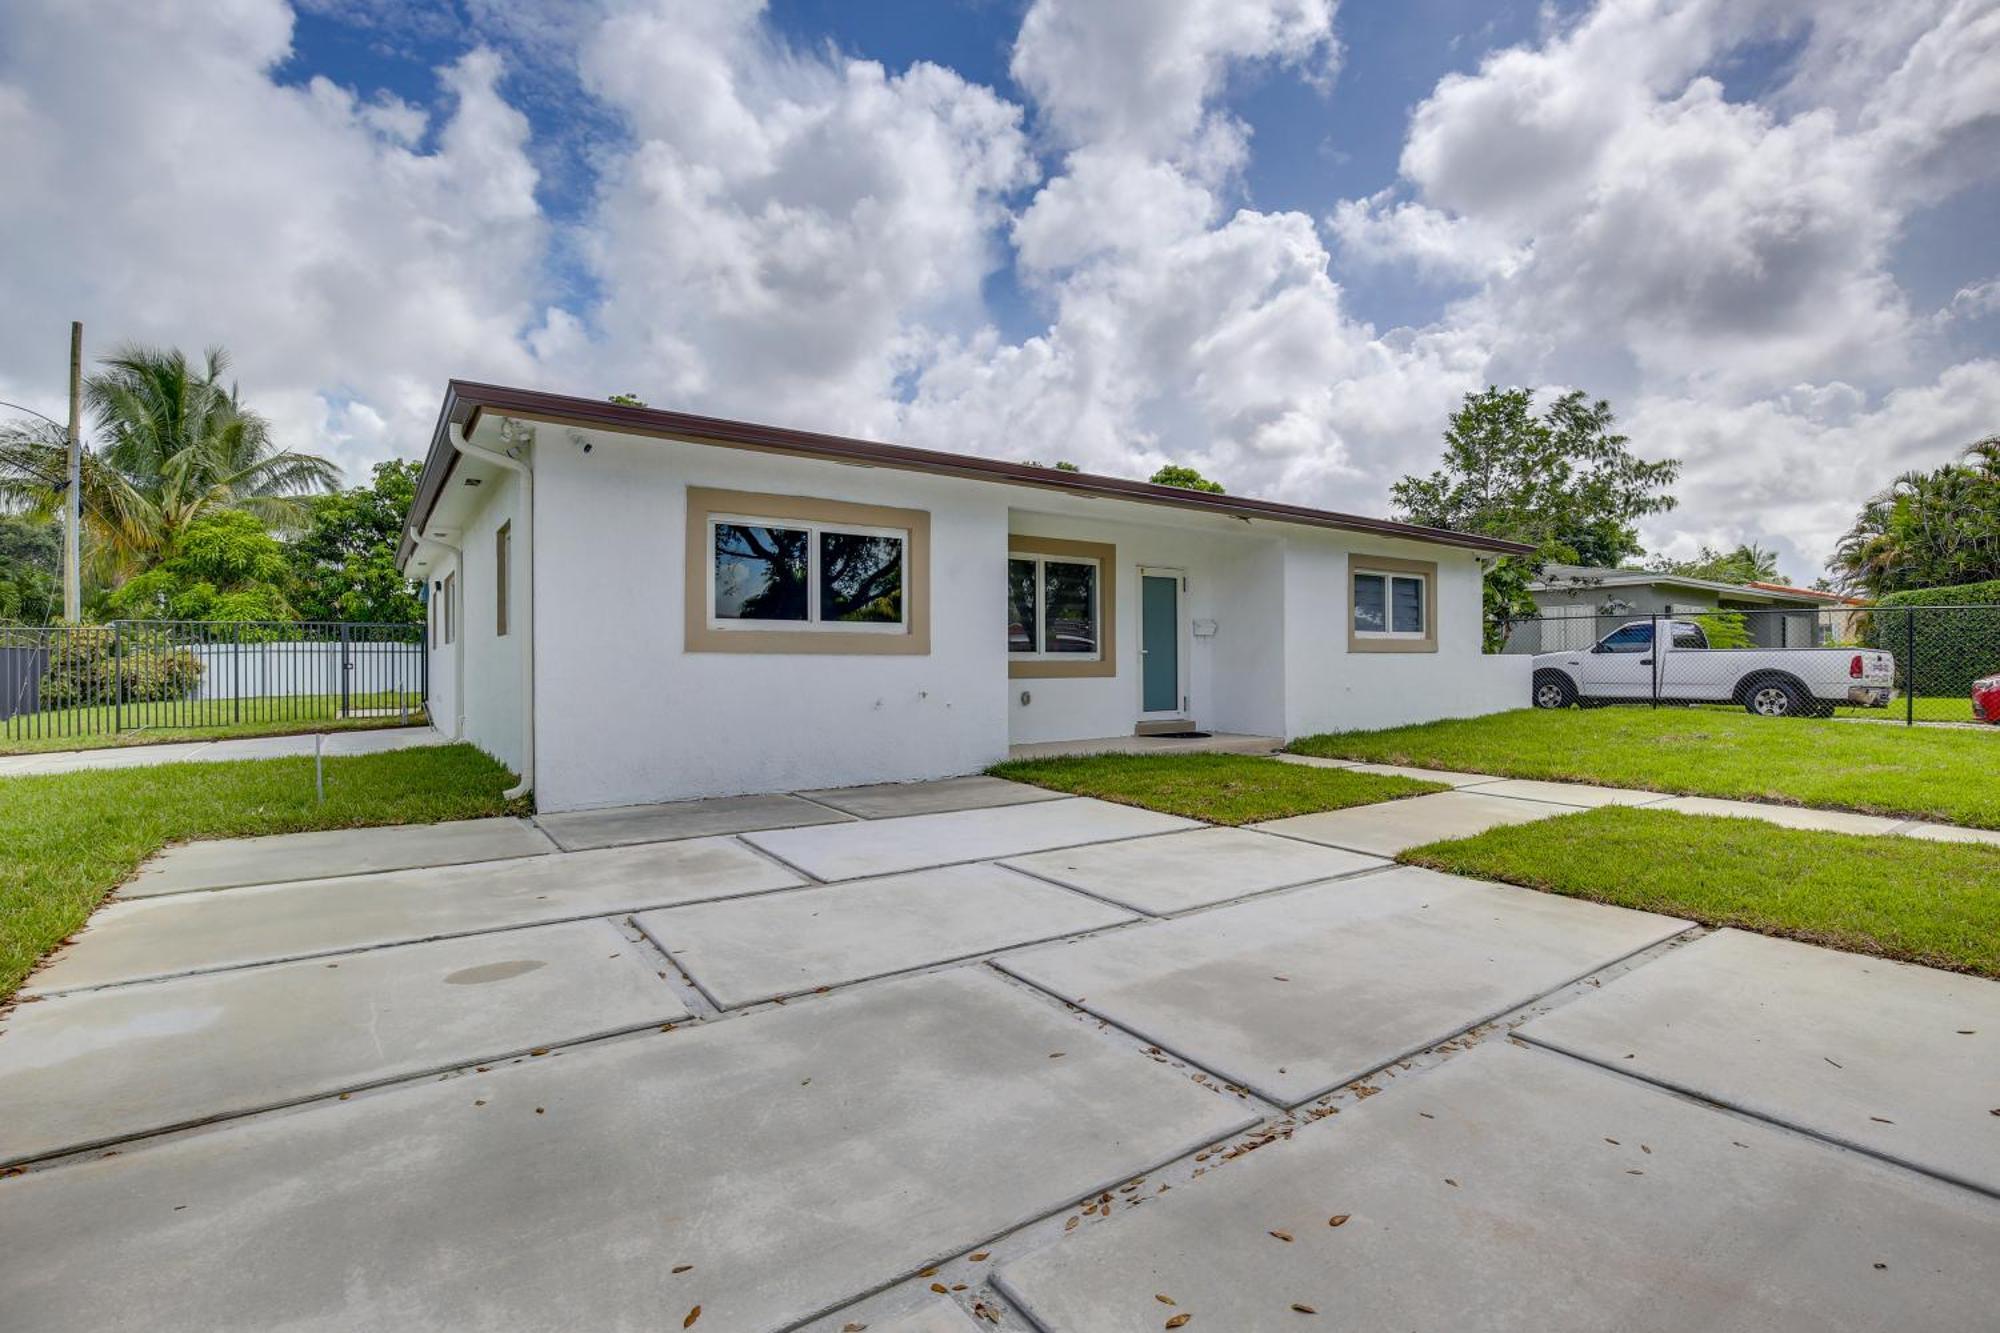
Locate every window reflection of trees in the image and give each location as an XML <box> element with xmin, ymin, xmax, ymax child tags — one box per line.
<box><xmin>820</xmin><ymin>532</ymin><xmax>904</xmax><ymax>622</ymax></box>
<box><xmin>1008</xmin><ymin>558</ymin><xmax>1038</xmax><ymax>651</ymax></box>
<box><xmin>715</xmin><ymin>524</ymin><xmax>807</xmax><ymax>620</ymax></box>
<box><xmin>1043</xmin><ymin>561</ymin><xmax>1096</xmax><ymax>654</ymax></box>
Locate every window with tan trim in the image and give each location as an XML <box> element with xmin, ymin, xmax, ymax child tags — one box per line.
<box><xmin>1347</xmin><ymin>555</ymin><xmax>1437</xmax><ymax>654</ymax></box>
<box><xmin>1008</xmin><ymin>534</ymin><xmax>1116</xmax><ymax>678</ymax></box>
<box><xmin>685</xmin><ymin>487</ymin><xmax>930</xmax><ymax>655</ymax></box>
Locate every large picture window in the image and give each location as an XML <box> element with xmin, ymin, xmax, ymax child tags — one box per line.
<box><xmin>710</xmin><ymin>515</ymin><xmax>906</xmax><ymax>632</ymax></box>
<box><xmin>1009</xmin><ymin>553</ymin><xmax>1101</xmax><ymax>659</ymax></box>
<box><xmin>1347</xmin><ymin>556</ymin><xmax>1437</xmax><ymax>654</ymax></box>
<box><xmin>685</xmin><ymin>487</ymin><xmax>930</xmax><ymax>656</ymax></box>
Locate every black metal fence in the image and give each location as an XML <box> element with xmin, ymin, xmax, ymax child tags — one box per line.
<box><xmin>1502</xmin><ymin>604</ymin><xmax>2000</xmax><ymax>726</ymax></box>
<box><xmin>0</xmin><ymin>621</ymin><xmax>427</xmax><ymax>745</ymax></box>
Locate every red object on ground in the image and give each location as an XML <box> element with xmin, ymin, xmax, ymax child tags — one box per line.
<box><xmin>1973</xmin><ymin>674</ymin><xmax>2000</xmax><ymax>724</ymax></box>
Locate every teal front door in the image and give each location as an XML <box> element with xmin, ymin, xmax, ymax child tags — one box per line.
<box><xmin>1141</xmin><ymin>572</ymin><xmax>1180</xmax><ymax>714</ymax></box>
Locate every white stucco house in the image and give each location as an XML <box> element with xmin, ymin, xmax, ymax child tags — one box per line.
<box><xmin>397</xmin><ymin>382</ymin><xmax>1533</xmax><ymax>811</ymax></box>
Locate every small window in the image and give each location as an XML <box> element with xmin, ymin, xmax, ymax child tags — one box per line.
<box><xmin>1597</xmin><ymin>623</ymin><xmax>1652</xmax><ymax>653</ymax></box>
<box><xmin>442</xmin><ymin>572</ymin><xmax>456</xmax><ymax>646</ymax></box>
<box><xmin>495</xmin><ymin>522</ymin><xmax>511</xmax><ymax>638</ymax></box>
<box><xmin>1008</xmin><ymin>554</ymin><xmax>1100</xmax><ymax>660</ymax></box>
<box><xmin>709</xmin><ymin>515</ymin><xmax>905</xmax><ymax>632</ymax></box>
<box><xmin>1352</xmin><ymin>569</ymin><xmax>1427</xmax><ymax>638</ymax></box>
<box><xmin>1671</xmin><ymin>623</ymin><xmax>1707</xmax><ymax>649</ymax></box>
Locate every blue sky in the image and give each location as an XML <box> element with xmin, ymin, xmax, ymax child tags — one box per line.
<box><xmin>4</xmin><ymin>0</ymin><xmax>1996</xmax><ymax>578</ymax></box>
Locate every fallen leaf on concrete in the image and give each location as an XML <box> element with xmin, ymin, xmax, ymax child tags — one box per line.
<box><xmin>683</xmin><ymin>1307</ymin><xmax>701</xmax><ymax>1328</ymax></box>
<box><xmin>1165</xmin><ymin>1316</ymin><xmax>1190</xmax><ymax>1329</ymax></box>
<box><xmin>1327</xmin><ymin>1215</ymin><xmax>1350</xmax><ymax>1227</ymax></box>
<box><xmin>673</xmin><ymin>1265</ymin><xmax>693</xmax><ymax>1274</ymax></box>
<box><xmin>1269</xmin><ymin>1230</ymin><xmax>1294</xmax><ymax>1242</ymax></box>
<box><xmin>970</xmin><ymin>1251</ymin><xmax>990</xmax><ymax>1262</ymax></box>
<box><xmin>1291</xmin><ymin>1303</ymin><xmax>1318</xmax><ymax>1314</ymax></box>
<box><xmin>1156</xmin><ymin>1294</ymin><xmax>1176</xmax><ymax>1305</ymax></box>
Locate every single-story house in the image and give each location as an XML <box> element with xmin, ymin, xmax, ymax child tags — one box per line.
<box><xmin>396</xmin><ymin>382</ymin><xmax>1533</xmax><ymax>811</ymax></box>
<box><xmin>1509</xmin><ymin>564</ymin><xmax>1853</xmax><ymax>653</ymax></box>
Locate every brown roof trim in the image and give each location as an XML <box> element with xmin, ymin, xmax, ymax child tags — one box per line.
<box><xmin>399</xmin><ymin>380</ymin><xmax>1535</xmax><ymax>566</ymax></box>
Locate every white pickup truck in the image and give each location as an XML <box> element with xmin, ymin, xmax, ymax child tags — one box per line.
<box><xmin>1530</xmin><ymin>619</ymin><xmax>1896</xmax><ymax>717</ymax></box>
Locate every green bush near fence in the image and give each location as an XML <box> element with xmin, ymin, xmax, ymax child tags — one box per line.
<box><xmin>1859</xmin><ymin>580</ymin><xmax>2000</xmax><ymax>696</ymax></box>
<box><xmin>37</xmin><ymin>625</ymin><xmax>204</xmax><ymax>708</ymax></box>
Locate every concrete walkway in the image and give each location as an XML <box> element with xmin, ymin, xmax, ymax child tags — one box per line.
<box><xmin>0</xmin><ymin>724</ymin><xmax>444</xmax><ymax>778</ymax></box>
<box><xmin>1</xmin><ymin>774</ymin><xmax>1995</xmax><ymax>1330</ymax></box>
<box><xmin>1277</xmin><ymin>752</ymin><xmax>2000</xmax><ymax>846</ymax></box>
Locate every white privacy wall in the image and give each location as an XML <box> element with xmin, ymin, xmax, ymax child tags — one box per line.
<box><xmin>1002</xmin><ymin>509</ymin><xmax>1287</xmax><ymax>745</ymax></box>
<box><xmin>532</xmin><ymin>433</ymin><xmax>1012</xmax><ymax>810</ymax></box>
<box><xmin>1280</xmin><ymin>534</ymin><xmax>1529</xmax><ymax>737</ymax></box>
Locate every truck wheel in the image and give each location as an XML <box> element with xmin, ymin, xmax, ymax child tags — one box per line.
<box><xmin>1744</xmin><ymin>679</ymin><xmax>1805</xmax><ymax>718</ymax></box>
<box><xmin>1532</xmin><ymin>671</ymin><xmax>1576</xmax><ymax>709</ymax></box>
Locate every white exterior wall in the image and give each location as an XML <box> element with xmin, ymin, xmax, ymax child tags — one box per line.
<box><xmin>421</xmin><ymin>551</ymin><xmax>459</xmax><ymax>738</ymax></box>
<box><xmin>1280</xmin><ymin>533</ymin><xmax>1529</xmax><ymax>737</ymax></box>
<box><xmin>421</xmin><ymin>471</ymin><xmax>525</xmax><ymax>774</ymax></box>
<box><xmin>421</xmin><ymin>421</ymin><xmax>1529</xmax><ymax>807</ymax></box>
<box><xmin>532</xmin><ymin>433</ymin><xmax>1010</xmax><ymax>811</ymax></box>
<box><xmin>1003</xmin><ymin>510</ymin><xmax>1287</xmax><ymax>744</ymax></box>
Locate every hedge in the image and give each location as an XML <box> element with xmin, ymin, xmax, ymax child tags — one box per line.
<box><xmin>1860</xmin><ymin>580</ymin><xmax>2000</xmax><ymax>696</ymax></box>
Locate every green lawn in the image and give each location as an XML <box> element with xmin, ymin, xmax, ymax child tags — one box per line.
<box><xmin>0</xmin><ymin>744</ymin><xmax>519</xmax><ymax>1000</ymax></box>
<box><xmin>0</xmin><ymin>693</ymin><xmax>425</xmax><ymax>755</ymax></box>
<box><xmin>1291</xmin><ymin>708</ymin><xmax>2000</xmax><ymax>829</ymax></box>
<box><xmin>1404</xmin><ymin>806</ymin><xmax>2000</xmax><ymax>978</ymax></box>
<box><xmin>988</xmin><ymin>751</ymin><xmax>1443</xmax><ymax>824</ymax></box>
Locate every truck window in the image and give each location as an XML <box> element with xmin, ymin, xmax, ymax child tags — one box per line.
<box><xmin>1596</xmin><ymin>624</ymin><xmax>1652</xmax><ymax>654</ymax></box>
<box><xmin>1672</xmin><ymin>624</ymin><xmax>1708</xmax><ymax>649</ymax></box>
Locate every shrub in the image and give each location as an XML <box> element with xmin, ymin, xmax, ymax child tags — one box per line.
<box><xmin>1859</xmin><ymin>580</ymin><xmax>2000</xmax><ymax>696</ymax></box>
<box><xmin>38</xmin><ymin>625</ymin><xmax>204</xmax><ymax>708</ymax></box>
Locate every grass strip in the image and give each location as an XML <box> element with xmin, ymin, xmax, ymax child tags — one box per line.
<box><xmin>1403</xmin><ymin>805</ymin><xmax>2000</xmax><ymax>978</ymax></box>
<box><xmin>0</xmin><ymin>744</ymin><xmax>519</xmax><ymax>1000</ymax></box>
<box><xmin>989</xmin><ymin>751</ymin><xmax>1443</xmax><ymax>825</ymax></box>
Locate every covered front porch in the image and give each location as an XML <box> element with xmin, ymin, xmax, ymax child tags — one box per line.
<box><xmin>1003</xmin><ymin>495</ymin><xmax>1289</xmax><ymax>750</ymax></box>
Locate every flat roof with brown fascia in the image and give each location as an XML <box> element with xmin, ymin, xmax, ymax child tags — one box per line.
<box><xmin>398</xmin><ymin>380</ymin><xmax>1535</xmax><ymax>566</ymax></box>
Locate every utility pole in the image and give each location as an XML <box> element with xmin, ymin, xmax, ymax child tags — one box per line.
<box><xmin>65</xmin><ymin>320</ymin><xmax>82</xmax><ymax>623</ymax></box>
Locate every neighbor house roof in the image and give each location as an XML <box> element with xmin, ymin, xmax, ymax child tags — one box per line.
<box><xmin>1743</xmin><ymin>581</ymin><xmax>1867</xmax><ymax>606</ymax></box>
<box><xmin>1527</xmin><ymin>565</ymin><xmax>1839</xmax><ymax>606</ymax></box>
<box><xmin>398</xmin><ymin>380</ymin><xmax>1536</xmax><ymax>566</ymax></box>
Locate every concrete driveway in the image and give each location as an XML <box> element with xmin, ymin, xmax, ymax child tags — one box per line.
<box><xmin>1</xmin><ymin>775</ymin><xmax>1994</xmax><ymax>1330</ymax></box>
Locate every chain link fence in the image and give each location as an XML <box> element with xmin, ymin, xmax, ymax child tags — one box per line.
<box><xmin>1501</xmin><ymin>603</ymin><xmax>2000</xmax><ymax>726</ymax></box>
<box><xmin>0</xmin><ymin>620</ymin><xmax>427</xmax><ymax>745</ymax></box>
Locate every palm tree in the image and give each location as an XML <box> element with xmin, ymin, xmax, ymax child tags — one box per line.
<box><xmin>0</xmin><ymin>344</ymin><xmax>337</xmax><ymax>586</ymax></box>
<box><xmin>1830</xmin><ymin>435</ymin><xmax>2000</xmax><ymax>595</ymax></box>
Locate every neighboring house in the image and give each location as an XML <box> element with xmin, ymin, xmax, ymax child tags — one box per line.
<box><xmin>1511</xmin><ymin>565</ymin><xmax>1849</xmax><ymax>652</ymax></box>
<box><xmin>1742</xmin><ymin>581</ymin><xmax>1871</xmax><ymax>642</ymax></box>
<box><xmin>397</xmin><ymin>382</ymin><xmax>1533</xmax><ymax>811</ymax></box>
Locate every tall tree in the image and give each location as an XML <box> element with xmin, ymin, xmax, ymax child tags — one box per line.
<box><xmin>1393</xmin><ymin>387</ymin><xmax>1679</xmax><ymax>644</ymax></box>
<box><xmin>1830</xmin><ymin>437</ymin><xmax>2000</xmax><ymax>596</ymax></box>
<box><xmin>286</xmin><ymin>459</ymin><xmax>425</xmax><ymax>624</ymax></box>
<box><xmin>1648</xmin><ymin>542</ymin><xmax>1782</xmax><ymax>585</ymax></box>
<box><xmin>1149</xmin><ymin>464</ymin><xmax>1224</xmax><ymax>493</ymax></box>
<box><xmin>0</xmin><ymin>344</ymin><xmax>338</xmax><ymax>588</ymax></box>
